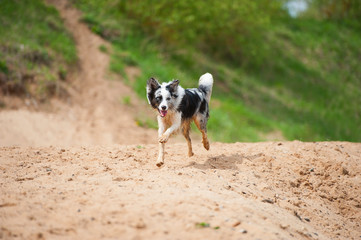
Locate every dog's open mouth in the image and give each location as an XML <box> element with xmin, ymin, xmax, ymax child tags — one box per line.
<box><xmin>159</xmin><ymin>110</ymin><xmax>168</xmax><ymax>117</ymax></box>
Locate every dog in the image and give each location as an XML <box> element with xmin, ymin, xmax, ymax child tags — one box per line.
<box><xmin>146</xmin><ymin>73</ymin><xmax>213</xmax><ymax>167</ymax></box>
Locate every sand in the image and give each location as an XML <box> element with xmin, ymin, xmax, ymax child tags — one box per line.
<box><xmin>0</xmin><ymin>1</ymin><xmax>360</xmax><ymax>239</ymax></box>
<box><xmin>1</xmin><ymin>142</ymin><xmax>360</xmax><ymax>239</ymax></box>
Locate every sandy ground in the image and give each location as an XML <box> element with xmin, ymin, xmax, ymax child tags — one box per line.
<box><xmin>1</xmin><ymin>1</ymin><xmax>360</xmax><ymax>239</ymax></box>
<box><xmin>1</xmin><ymin>142</ymin><xmax>360</xmax><ymax>239</ymax></box>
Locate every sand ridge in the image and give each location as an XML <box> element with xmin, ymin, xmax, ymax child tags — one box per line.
<box><xmin>1</xmin><ymin>141</ymin><xmax>360</xmax><ymax>239</ymax></box>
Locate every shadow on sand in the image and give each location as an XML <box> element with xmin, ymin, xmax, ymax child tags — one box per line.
<box><xmin>186</xmin><ymin>154</ymin><xmax>243</xmax><ymax>170</ymax></box>
<box><xmin>186</xmin><ymin>153</ymin><xmax>265</xmax><ymax>170</ymax></box>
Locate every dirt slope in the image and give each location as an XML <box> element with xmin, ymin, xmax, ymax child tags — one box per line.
<box><xmin>0</xmin><ymin>0</ymin><xmax>156</xmax><ymax>147</ymax></box>
<box><xmin>1</xmin><ymin>141</ymin><xmax>360</xmax><ymax>239</ymax></box>
<box><xmin>0</xmin><ymin>1</ymin><xmax>360</xmax><ymax>240</ymax></box>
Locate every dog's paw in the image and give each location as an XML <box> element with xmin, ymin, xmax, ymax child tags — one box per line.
<box><xmin>158</xmin><ymin>134</ymin><xmax>169</xmax><ymax>143</ymax></box>
<box><xmin>156</xmin><ymin>161</ymin><xmax>164</xmax><ymax>167</ymax></box>
<box><xmin>188</xmin><ymin>151</ymin><xmax>194</xmax><ymax>157</ymax></box>
<box><xmin>203</xmin><ymin>139</ymin><xmax>210</xmax><ymax>150</ymax></box>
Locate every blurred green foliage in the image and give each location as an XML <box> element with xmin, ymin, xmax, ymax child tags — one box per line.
<box><xmin>0</xmin><ymin>0</ymin><xmax>77</xmax><ymax>99</ymax></box>
<box><xmin>73</xmin><ymin>0</ymin><xmax>361</xmax><ymax>142</ymax></box>
<box><xmin>76</xmin><ymin>0</ymin><xmax>287</xmax><ymax>67</ymax></box>
<box><xmin>123</xmin><ymin>0</ymin><xmax>287</xmax><ymax>67</ymax></box>
<box><xmin>304</xmin><ymin>0</ymin><xmax>361</xmax><ymax>25</ymax></box>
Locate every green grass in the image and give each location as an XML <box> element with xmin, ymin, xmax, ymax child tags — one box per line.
<box><xmin>73</xmin><ymin>1</ymin><xmax>361</xmax><ymax>142</ymax></box>
<box><xmin>99</xmin><ymin>44</ymin><xmax>108</xmax><ymax>53</ymax></box>
<box><xmin>121</xmin><ymin>95</ymin><xmax>131</xmax><ymax>105</ymax></box>
<box><xmin>0</xmin><ymin>0</ymin><xmax>77</xmax><ymax>99</ymax></box>
<box><xmin>135</xmin><ymin>116</ymin><xmax>158</xmax><ymax>130</ymax></box>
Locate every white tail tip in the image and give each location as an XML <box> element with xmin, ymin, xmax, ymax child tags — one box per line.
<box><xmin>199</xmin><ymin>73</ymin><xmax>213</xmax><ymax>87</ymax></box>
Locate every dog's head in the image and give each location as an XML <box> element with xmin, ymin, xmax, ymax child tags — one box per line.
<box><xmin>146</xmin><ymin>78</ymin><xmax>180</xmax><ymax>117</ymax></box>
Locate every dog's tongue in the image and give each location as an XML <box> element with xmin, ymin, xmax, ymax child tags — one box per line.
<box><xmin>160</xmin><ymin>110</ymin><xmax>167</xmax><ymax>117</ymax></box>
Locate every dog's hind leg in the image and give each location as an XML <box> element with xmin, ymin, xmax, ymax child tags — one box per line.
<box><xmin>182</xmin><ymin>121</ymin><xmax>194</xmax><ymax>157</ymax></box>
<box><xmin>194</xmin><ymin>115</ymin><xmax>210</xmax><ymax>150</ymax></box>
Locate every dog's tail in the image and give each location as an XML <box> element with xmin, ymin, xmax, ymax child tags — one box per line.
<box><xmin>198</xmin><ymin>73</ymin><xmax>213</xmax><ymax>103</ymax></box>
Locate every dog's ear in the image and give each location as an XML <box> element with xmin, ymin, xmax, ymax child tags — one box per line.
<box><xmin>146</xmin><ymin>77</ymin><xmax>160</xmax><ymax>104</ymax></box>
<box><xmin>167</xmin><ymin>79</ymin><xmax>179</xmax><ymax>94</ymax></box>
<box><xmin>147</xmin><ymin>77</ymin><xmax>160</xmax><ymax>91</ymax></box>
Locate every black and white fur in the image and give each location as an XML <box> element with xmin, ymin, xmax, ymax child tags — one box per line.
<box><xmin>146</xmin><ymin>73</ymin><xmax>213</xmax><ymax>167</ymax></box>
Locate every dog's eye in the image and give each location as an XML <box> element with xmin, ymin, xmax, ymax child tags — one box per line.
<box><xmin>166</xmin><ymin>97</ymin><xmax>171</xmax><ymax>101</ymax></box>
<box><xmin>156</xmin><ymin>96</ymin><xmax>162</xmax><ymax>101</ymax></box>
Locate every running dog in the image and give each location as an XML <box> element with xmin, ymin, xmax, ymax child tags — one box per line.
<box><xmin>146</xmin><ymin>73</ymin><xmax>213</xmax><ymax>167</ymax></box>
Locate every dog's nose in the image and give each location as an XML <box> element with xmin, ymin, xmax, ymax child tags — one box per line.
<box><xmin>161</xmin><ymin>106</ymin><xmax>167</xmax><ymax>110</ymax></box>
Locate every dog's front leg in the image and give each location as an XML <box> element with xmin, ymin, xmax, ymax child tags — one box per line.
<box><xmin>159</xmin><ymin>113</ymin><xmax>182</xmax><ymax>143</ymax></box>
<box><xmin>157</xmin><ymin>143</ymin><xmax>165</xmax><ymax>167</ymax></box>
<box><xmin>157</xmin><ymin>116</ymin><xmax>165</xmax><ymax>167</ymax></box>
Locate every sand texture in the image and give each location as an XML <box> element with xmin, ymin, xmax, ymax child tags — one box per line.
<box><xmin>1</xmin><ymin>142</ymin><xmax>360</xmax><ymax>239</ymax></box>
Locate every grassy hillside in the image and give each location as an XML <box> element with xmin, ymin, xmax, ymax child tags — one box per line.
<box><xmin>75</xmin><ymin>1</ymin><xmax>361</xmax><ymax>142</ymax></box>
<box><xmin>30</xmin><ymin>0</ymin><xmax>352</xmax><ymax>142</ymax></box>
<box><xmin>0</xmin><ymin>0</ymin><xmax>77</xmax><ymax>100</ymax></box>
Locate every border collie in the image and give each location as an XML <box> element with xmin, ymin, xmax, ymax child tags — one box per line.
<box><xmin>146</xmin><ymin>73</ymin><xmax>213</xmax><ymax>167</ymax></box>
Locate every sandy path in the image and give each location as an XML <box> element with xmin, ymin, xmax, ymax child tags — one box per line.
<box><xmin>0</xmin><ymin>0</ymin><xmax>157</xmax><ymax>147</ymax></box>
<box><xmin>1</xmin><ymin>141</ymin><xmax>360</xmax><ymax>239</ymax></box>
